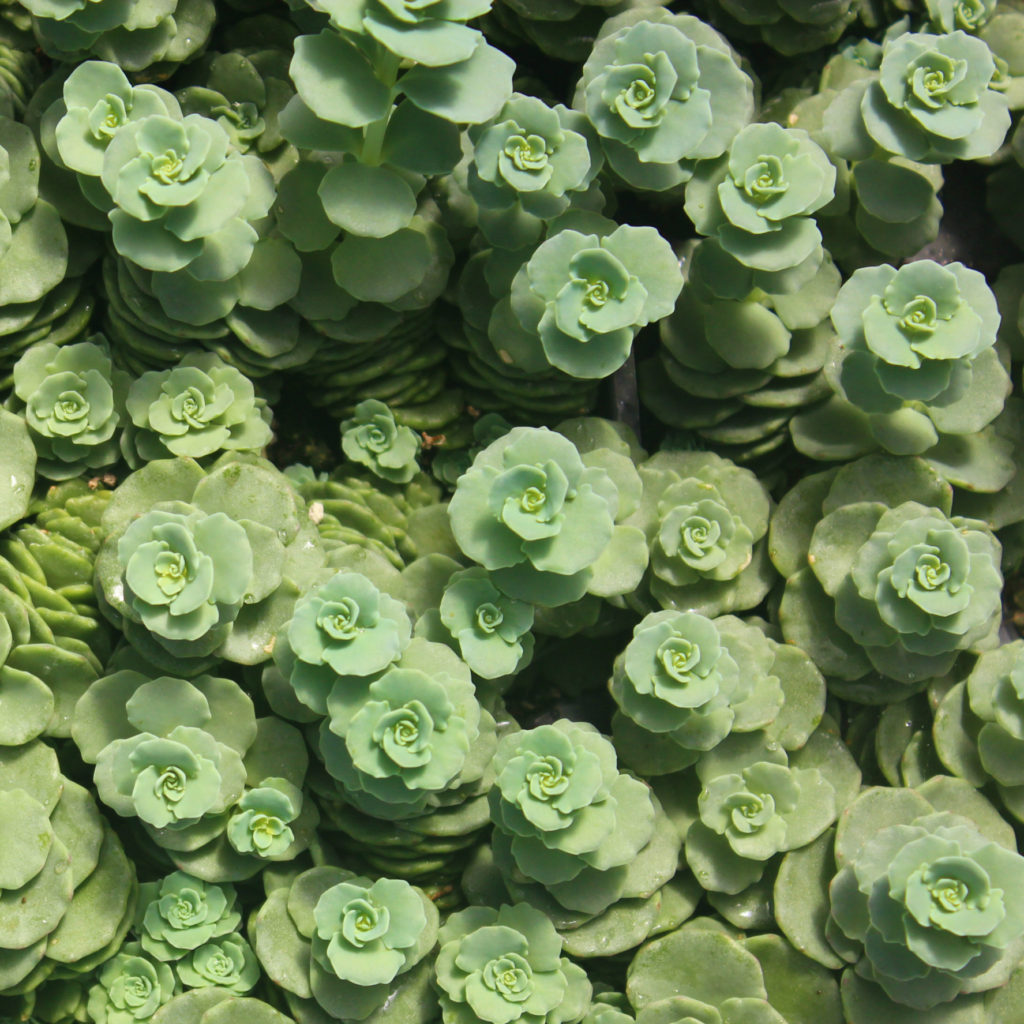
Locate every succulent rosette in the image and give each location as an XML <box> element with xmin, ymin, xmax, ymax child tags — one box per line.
<box><xmin>448</xmin><ymin>426</ymin><xmax>640</xmax><ymax>606</ymax></box>
<box><xmin>317</xmin><ymin>638</ymin><xmax>498</xmax><ymax>821</ymax></box>
<box><xmin>251</xmin><ymin>865</ymin><xmax>439</xmax><ymax>1024</ymax></box>
<box><xmin>175</xmin><ymin>933</ymin><xmax>260</xmax><ymax>992</ymax></box>
<box><xmin>685</xmin><ymin>122</ymin><xmax>836</xmax><ymax>284</ymax></box>
<box><xmin>792</xmin><ymin>259</ymin><xmax>1011</xmax><ymax>487</ymax></box>
<box><xmin>226</xmin><ymin>777</ymin><xmax>304</xmax><ymax>859</ymax></box>
<box><xmin>86</xmin><ymin>942</ymin><xmax>177</xmax><ymax>1024</ymax></box>
<box><xmin>42</xmin><ymin>60</ymin><xmax>181</xmax><ymax>224</ymax></box>
<box><xmin>433</xmin><ymin>903</ymin><xmax>592</xmax><ymax>1024</ymax></box>
<box><xmin>774</xmin><ymin>455</ymin><xmax>1003</xmax><ymax>702</ymax></box>
<box><xmin>124</xmin><ymin>352</ymin><xmax>273</xmax><ymax>465</ymax></box>
<box><xmin>434</xmin><ymin>566</ymin><xmax>535</xmax><ymax>679</ymax></box>
<box><xmin>623</xmin><ymin>449</ymin><xmax>775</xmax><ymax>617</ymax></box>
<box><xmin>610</xmin><ymin>610</ymin><xmax>831</xmax><ymax>776</ymax></box>
<box><xmin>680</xmin><ymin>728</ymin><xmax>857</xmax><ymax>896</ymax></box>
<box><xmin>270</xmin><ymin>569</ymin><xmax>413</xmax><ymax>717</ymax></box>
<box><xmin>501</xmin><ymin>223</ymin><xmax>683</xmax><ymax>379</ymax></box>
<box><xmin>341</xmin><ymin>399</ymin><xmax>422</xmax><ymax>485</ymax></box>
<box><xmin>136</xmin><ymin>872</ymin><xmax>242</xmax><ymax>961</ymax></box>
<box><xmin>100</xmin><ymin>111</ymin><xmax>273</xmax><ymax>277</ymax></box>
<box><xmin>775</xmin><ymin>779</ymin><xmax>1024</xmax><ymax>1019</ymax></box>
<box><xmin>860</xmin><ymin>30</ymin><xmax>1010</xmax><ymax>161</ymax></box>
<box><xmin>934</xmin><ymin>641</ymin><xmax>1024</xmax><ymax>824</ymax></box>
<box><xmin>575</xmin><ymin>10</ymin><xmax>754</xmax><ymax>191</ymax></box>
<box><xmin>18</xmin><ymin>0</ymin><xmax>213</xmax><ymax>69</ymax></box>
<box><xmin>10</xmin><ymin>337</ymin><xmax>130</xmax><ymax>480</ymax></box>
<box><xmin>468</xmin><ymin>94</ymin><xmax>603</xmax><ymax>249</ymax></box>
<box><xmin>78</xmin><ymin>673</ymin><xmax>251</xmax><ymax>837</ymax></box>
<box><xmin>95</xmin><ymin>455</ymin><xmax>326</xmax><ymax>666</ymax></box>
<box><xmin>485</xmin><ymin>719</ymin><xmax>681</xmax><ymax>936</ymax></box>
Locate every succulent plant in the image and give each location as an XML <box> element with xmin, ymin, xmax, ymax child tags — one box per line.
<box><xmin>467</xmin><ymin>94</ymin><xmax>603</xmax><ymax>250</ymax></box>
<box><xmin>433</xmin><ymin>566</ymin><xmax>535</xmax><ymax>679</ymax></box>
<box><xmin>86</xmin><ymin>942</ymin><xmax>177</xmax><ymax>1024</ymax></box>
<box><xmin>250</xmin><ymin>865</ymin><xmax>439</xmax><ymax>1024</ymax></box>
<box><xmin>773</xmin><ymin>455</ymin><xmax>1003</xmax><ymax>702</ymax></box>
<box><xmin>622</xmin><ymin>449</ymin><xmax>775</xmax><ymax>617</ymax></box>
<box><xmin>685</xmin><ymin>122</ymin><xmax>836</xmax><ymax>288</ymax></box>
<box><xmin>791</xmin><ymin>259</ymin><xmax>1012</xmax><ymax>492</ymax></box>
<box><xmin>10</xmin><ymin>336</ymin><xmax>129</xmax><ymax>480</ymax></box>
<box><xmin>317</xmin><ymin>637</ymin><xmax>499</xmax><ymax>821</ymax></box>
<box><xmin>626</xmin><ymin>918</ymin><xmax>844</xmax><ymax>1024</ymax></box>
<box><xmin>341</xmin><ymin>398</ymin><xmax>423</xmax><ymax>484</ymax></box>
<box><xmin>136</xmin><ymin>872</ymin><xmax>242</xmax><ymax>961</ymax></box>
<box><xmin>268</xmin><ymin>569</ymin><xmax>413</xmax><ymax>717</ymax></box>
<box><xmin>0</xmin><ymin>738</ymin><xmax>139</xmax><ymax>997</ymax></box>
<box><xmin>94</xmin><ymin>455</ymin><xmax>326</xmax><ymax>667</ymax></box>
<box><xmin>448</xmin><ymin>425</ymin><xmax>646</xmax><ymax>607</ymax></box>
<box><xmin>836</xmin><ymin>29</ymin><xmax>1011</xmax><ymax>162</ymax></box>
<box><xmin>124</xmin><ymin>352</ymin><xmax>273</xmax><ymax>465</ymax></box>
<box><xmin>433</xmin><ymin>903</ymin><xmax>592</xmax><ymax>1024</ymax></box>
<box><xmin>20</xmin><ymin>0</ymin><xmax>214</xmax><ymax>69</ymax></box>
<box><xmin>777</xmin><ymin>779</ymin><xmax>1024</xmax><ymax>1018</ymax></box>
<box><xmin>609</xmin><ymin>610</ymin><xmax>828</xmax><ymax>776</ymax></box>
<box><xmin>494</xmin><ymin>222</ymin><xmax>683</xmax><ymax>380</ymax></box>
<box><xmin>575</xmin><ymin>9</ymin><xmax>754</xmax><ymax>191</ymax></box>
<box><xmin>174</xmin><ymin>933</ymin><xmax>260</xmax><ymax>993</ymax></box>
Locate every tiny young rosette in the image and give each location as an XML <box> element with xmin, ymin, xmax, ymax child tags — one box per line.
<box><xmin>341</xmin><ymin>399</ymin><xmax>422</xmax><ymax>485</ymax></box>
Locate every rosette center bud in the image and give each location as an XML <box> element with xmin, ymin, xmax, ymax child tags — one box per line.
<box><xmin>744</xmin><ymin>155</ymin><xmax>787</xmax><ymax>202</ymax></box>
<box><xmin>909</xmin><ymin>52</ymin><xmax>967</xmax><ymax>108</ymax></box>
<box><xmin>317</xmin><ymin>597</ymin><xmax>363</xmax><ymax>641</ymax></box>
<box><xmin>503</xmin><ymin>133</ymin><xmax>549</xmax><ymax>173</ymax></box>
<box><xmin>485</xmin><ymin>953</ymin><xmax>533</xmax><ymax>1001</ymax></box>
<box><xmin>342</xmin><ymin>896</ymin><xmax>390</xmax><ymax>947</ymax></box>
<box><xmin>526</xmin><ymin>755</ymin><xmax>569</xmax><ymax>799</ymax></box>
<box><xmin>658</xmin><ymin>636</ymin><xmax>701</xmax><ymax>681</ymax></box>
<box><xmin>475</xmin><ymin>602</ymin><xmax>504</xmax><ymax>634</ymax></box>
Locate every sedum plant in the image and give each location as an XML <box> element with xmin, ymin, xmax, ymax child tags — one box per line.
<box><xmin>94</xmin><ymin>454</ymin><xmax>326</xmax><ymax>668</ymax></box>
<box><xmin>791</xmin><ymin>259</ymin><xmax>1012</xmax><ymax>493</ymax></box>
<box><xmin>774</xmin><ymin>455</ymin><xmax>1003</xmax><ymax>702</ymax></box>
<box><xmin>684</xmin><ymin>122</ymin><xmax>836</xmax><ymax>291</ymax></box>
<box><xmin>448</xmin><ymin>425</ymin><xmax>648</xmax><ymax>607</ymax></box>
<box><xmin>484</xmin><ymin>718</ymin><xmax>682</xmax><ymax>943</ymax></box>
<box><xmin>19</xmin><ymin>0</ymin><xmax>214</xmax><ymax>70</ymax></box>
<box><xmin>467</xmin><ymin>94</ymin><xmax>604</xmax><ymax>250</ymax></box>
<box><xmin>86</xmin><ymin>942</ymin><xmax>177</xmax><ymax>1024</ymax></box>
<box><xmin>622</xmin><ymin>449</ymin><xmax>775</xmax><ymax>617</ymax></box>
<box><xmin>934</xmin><ymin>640</ymin><xmax>1024</xmax><ymax>825</ymax></box>
<box><xmin>491</xmin><ymin>221</ymin><xmax>683</xmax><ymax>380</ymax></box>
<box><xmin>825</xmin><ymin>29</ymin><xmax>1011</xmax><ymax>163</ymax></box>
<box><xmin>609</xmin><ymin>610</ymin><xmax>827</xmax><ymax>776</ymax></box>
<box><xmin>0</xmin><ymin>737</ymin><xmax>139</xmax><ymax>998</ymax></box>
<box><xmin>776</xmin><ymin>778</ymin><xmax>1024</xmax><ymax>1021</ymax></box>
<box><xmin>433</xmin><ymin>903</ymin><xmax>592</xmax><ymax>1024</ymax></box>
<box><xmin>626</xmin><ymin>917</ymin><xmax>844</xmax><ymax>1024</ymax></box>
<box><xmin>341</xmin><ymin>398</ymin><xmax>422</xmax><ymax>484</ymax></box>
<box><xmin>123</xmin><ymin>352</ymin><xmax>273</xmax><ymax>466</ymax></box>
<box><xmin>10</xmin><ymin>336</ymin><xmax>129</xmax><ymax>480</ymax></box>
<box><xmin>574</xmin><ymin>9</ymin><xmax>755</xmax><ymax>191</ymax></box>
<box><xmin>136</xmin><ymin>872</ymin><xmax>241</xmax><ymax>962</ymax></box>
<box><xmin>251</xmin><ymin>865</ymin><xmax>439</xmax><ymax>1024</ymax></box>
<box><xmin>316</xmin><ymin>637</ymin><xmax>499</xmax><ymax>822</ymax></box>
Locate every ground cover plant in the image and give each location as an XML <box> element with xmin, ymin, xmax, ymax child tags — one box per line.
<box><xmin>6</xmin><ymin>1</ymin><xmax>1024</xmax><ymax>1023</ymax></box>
